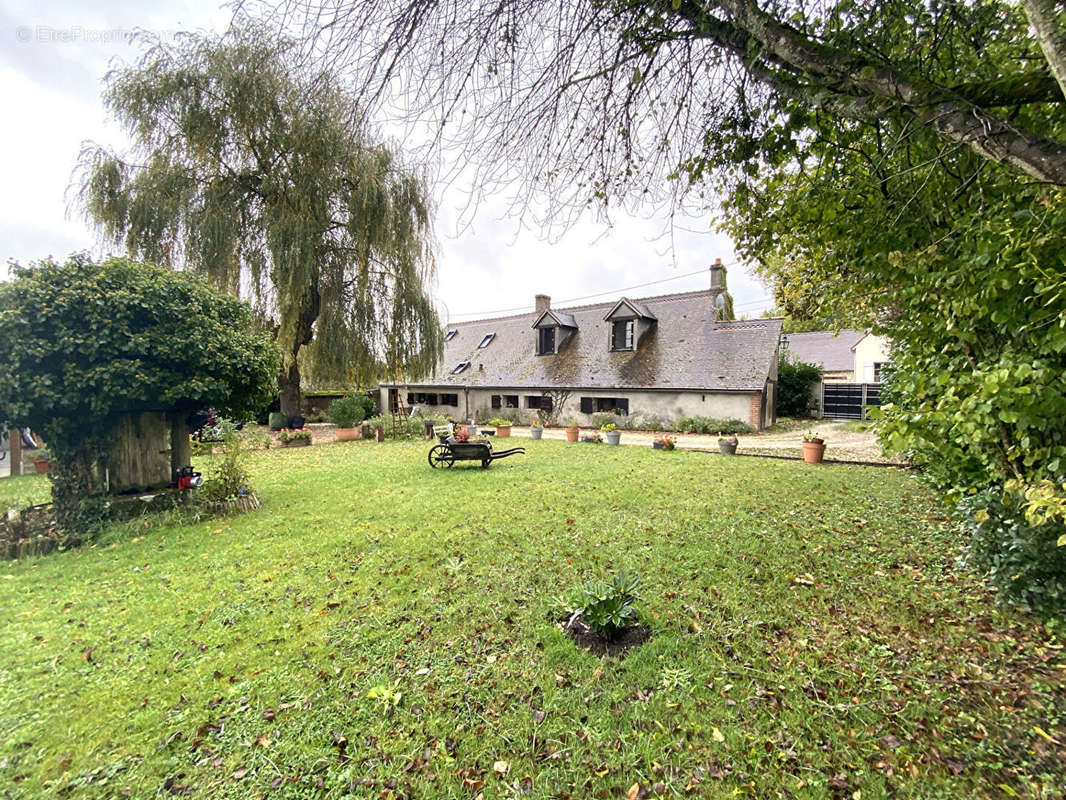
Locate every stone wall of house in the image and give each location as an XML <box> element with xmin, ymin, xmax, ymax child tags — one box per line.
<box><xmin>385</xmin><ymin>387</ymin><xmax>763</xmax><ymax>429</ymax></box>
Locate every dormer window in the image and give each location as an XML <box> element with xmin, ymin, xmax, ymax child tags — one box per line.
<box><xmin>451</xmin><ymin>361</ymin><xmax>470</xmax><ymax>374</ymax></box>
<box><xmin>478</xmin><ymin>332</ymin><xmax>496</xmax><ymax>349</ymax></box>
<box><xmin>537</xmin><ymin>327</ymin><xmax>556</xmax><ymax>355</ymax></box>
<box><xmin>445</xmin><ymin>330</ymin><xmax>457</xmax><ymax>341</ymax></box>
<box><xmin>611</xmin><ymin>319</ymin><xmax>634</xmax><ymax>351</ymax></box>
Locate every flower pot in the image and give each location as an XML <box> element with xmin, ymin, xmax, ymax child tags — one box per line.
<box><xmin>336</xmin><ymin>427</ymin><xmax>359</xmax><ymax>441</ymax></box>
<box><xmin>34</xmin><ymin>458</ymin><xmax>53</xmax><ymax>474</ymax></box>
<box><xmin>605</xmin><ymin>431</ymin><xmax>621</xmax><ymax>446</ymax></box>
<box><xmin>496</xmin><ymin>425</ymin><xmax>511</xmax><ymax>438</ymax></box>
<box><xmin>566</xmin><ymin>427</ymin><xmax>580</xmax><ymax>442</ymax></box>
<box><xmin>718</xmin><ymin>440</ymin><xmax>738</xmax><ymax>455</ymax></box>
<box><xmin>802</xmin><ymin>441</ymin><xmax>826</xmax><ymax>464</ymax></box>
<box><xmin>530</xmin><ymin>427</ymin><xmax>543</xmax><ymax>440</ymax></box>
<box><xmin>652</xmin><ymin>441</ymin><xmax>663</xmax><ymax>450</ymax></box>
<box><xmin>280</xmin><ymin>438</ymin><xmax>311</xmax><ymax>447</ymax></box>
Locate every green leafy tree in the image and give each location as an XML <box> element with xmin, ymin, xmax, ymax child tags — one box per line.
<box><xmin>76</xmin><ymin>23</ymin><xmax>442</xmax><ymax>416</ymax></box>
<box><xmin>776</xmin><ymin>354</ymin><xmax>821</xmax><ymax>419</ymax></box>
<box><xmin>0</xmin><ymin>255</ymin><xmax>278</xmax><ymax>533</ymax></box>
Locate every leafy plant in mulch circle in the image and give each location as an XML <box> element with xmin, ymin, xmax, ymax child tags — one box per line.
<box><xmin>560</xmin><ymin>570</ymin><xmax>641</xmax><ymax>640</ymax></box>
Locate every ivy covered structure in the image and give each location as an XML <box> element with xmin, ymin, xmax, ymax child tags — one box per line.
<box><xmin>0</xmin><ymin>255</ymin><xmax>278</xmax><ymax>534</ymax></box>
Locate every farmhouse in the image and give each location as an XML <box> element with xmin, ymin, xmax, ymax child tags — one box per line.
<box><xmin>377</xmin><ymin>263</ymin><xmax>783</xmax><ymax>430</ymax></box>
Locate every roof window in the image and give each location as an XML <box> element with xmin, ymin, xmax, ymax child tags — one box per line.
<box><xmin>478</xmin><ymin>332</ymin><xmax>496</xmax><ymax>348</ymax></box>
<box><xmin>451</xmin><ymin>361</ymin><xmax>470</xmax><ymax>374</ymax></box>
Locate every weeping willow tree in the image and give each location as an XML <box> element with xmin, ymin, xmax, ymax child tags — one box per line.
<box><xmin>75</xmin><ymin>23</ymin><xmax>442</xmax><ymax>415</ymax></box>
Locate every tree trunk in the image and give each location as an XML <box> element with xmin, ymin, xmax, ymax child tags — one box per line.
<box><xmin>1022</xmin><ymin>0</ymin><xmax>1066</xmax><ymax>101</ymax></box>
<box><xmin>279</xmin><ymin>360</ymin><xmax>303</xmax><ymax>418</ymax></box>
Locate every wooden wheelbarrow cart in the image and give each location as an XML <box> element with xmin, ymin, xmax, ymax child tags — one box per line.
<box><xmin>428</xmin><ymin>435</ymin><xmax>526</xmax><ymax>469</ymax></box>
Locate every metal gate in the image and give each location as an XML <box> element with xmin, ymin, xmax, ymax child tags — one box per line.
<box><xmin>821</xmin><ymin>383</ymin><xmax>881</xmax><ymax>420</ymax></box>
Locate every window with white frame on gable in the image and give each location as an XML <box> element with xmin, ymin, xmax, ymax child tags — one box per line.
<box><xmin>611</xmin><ymin>319</ymin><xmax>634</xmax><ymax>351</ymax></box>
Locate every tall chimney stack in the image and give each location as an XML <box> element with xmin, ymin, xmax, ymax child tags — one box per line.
<box><xmin>535</xmin><ymin>294</ymin><xmax>551</xmax><ymax>313</ymax></box>
<box><xmin>709</xmin><ymin>259</ymin><xmax>735</xmax><ymax>321</ymax></box>
<box><xmin>710</xmin><ymin>258</ymin><xmax>727</xmax><ymax>290</ymax></box>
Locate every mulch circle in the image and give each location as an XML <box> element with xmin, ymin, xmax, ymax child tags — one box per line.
<box><xmin>561</xmin><ymin>617</ymin><xmax>652</xmax><ymax>657</ymax></box>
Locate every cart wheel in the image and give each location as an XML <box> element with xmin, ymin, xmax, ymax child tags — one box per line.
<box><xmin>481</xmin><ymin>459</ymin><xmax>492</xmax><ymax>469</ymax></box>
<box><xmin>429</xmin><ymin>445</ymin><xmax>454</xmax><ymax>469</ymax></box>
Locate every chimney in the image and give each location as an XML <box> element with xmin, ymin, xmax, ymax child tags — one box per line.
<box><xmin>535</xmin><ymin>294</ymin><xmax>551</xmax><ymax>313</ymax></box>
<box><xmin>709</xmin><ymin>258</ymin><xmax>735</xmax><ymax>321</ymax></box>
<box><xmin>709</xmin><ymin>258</ymin><xmax>727</xmax><ymax>291</ymax></box>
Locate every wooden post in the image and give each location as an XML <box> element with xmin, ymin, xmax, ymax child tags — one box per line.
<box><xmin>10</xmin><ymin>427</ymin><xmax>22</xmax><ymax>477</ymax></box>
<box><xmin>169</xmin><ymin>412</ymin><xmax>191</xmax><ymax>478</ymax></box>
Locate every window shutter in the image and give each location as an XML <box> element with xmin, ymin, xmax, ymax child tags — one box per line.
<box><xmin>580</xmin><ymin>397</ymin><xmax>593</xmax><ymax>414</ymax></box>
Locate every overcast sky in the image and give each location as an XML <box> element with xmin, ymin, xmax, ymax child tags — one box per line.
<box><xmin>0</xmin><ymin>0</ymin><xmax>773</xmax><ymax>323</ymax></box>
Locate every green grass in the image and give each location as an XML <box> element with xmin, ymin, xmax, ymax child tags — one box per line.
<box><xmin>1</xmin><ymin>440</ymin><xmax>1063</xmax><ymax>798</ymax></box>
<box><xmin>0</xmin><ymin>473</ymin><xmax>51</xmax><ymax>511</ymax></box>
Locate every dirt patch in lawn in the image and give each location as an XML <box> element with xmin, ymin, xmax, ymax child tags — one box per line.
<box><xmin>562</xmin><ymin>618</ymin><xmax>652</xmax><ymax>657</ymax></box>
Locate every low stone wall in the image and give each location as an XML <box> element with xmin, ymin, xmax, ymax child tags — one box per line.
<box><xmin>1</xmin><ymin>504</ymin><xmax>61</xmax><ymax>560</ymax></box>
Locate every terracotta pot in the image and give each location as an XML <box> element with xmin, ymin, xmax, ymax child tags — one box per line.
<box><xmin>34</xmin><ymin>459</ymin><xmax>53</xmax><ymax>474</ymax></box>
<box><xmin>802</xmin><ymin>441</ymin><xmax>826</xmax><ymax>464</ymax></box>
<box><xmin>565</xmin><ymin>427</ymin><xmax>579</xmax><ymax>442</ymax></box>
<box><xmin>496</xmin><ymin>425</ymin><xmax>511</xmax><ymax>438</ymax></box>
<box><xmin>336</xmin><ymin>427</ymin><xmax>359</xmax><ymax>441</ymax></box>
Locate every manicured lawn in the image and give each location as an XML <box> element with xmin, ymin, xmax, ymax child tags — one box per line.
<box><xmin>1</xmin><ymin>440</ymin><xmax>1062</xmax><ymax>798</ymax></box>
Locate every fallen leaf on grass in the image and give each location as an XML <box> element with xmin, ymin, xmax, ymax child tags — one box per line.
<box><xmin>711</xmin><ymin>727</ymin><xmax>725</xmax><ymax>743</ymax></box>
<box><xmin>493</xmin><ymin>760</ymin><xmax>510</xmax><ymax>776</ymax></box>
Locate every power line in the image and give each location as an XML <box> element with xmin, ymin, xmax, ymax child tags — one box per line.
<box><xmin>447</xmin><ymin>262</ymin><xmax>742</xmax><ymax>321</ymax></box>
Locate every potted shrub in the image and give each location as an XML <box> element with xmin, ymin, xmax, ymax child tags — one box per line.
<box><xmin>565</xmin><ymin>417</ymin><xmax>581</xmax><ymax>442</ymax></box>
<box><xmin>802</xmin><ymin>431</ymin><xmax>826</xmax><ymax>463</ymax></box>
<box><xmin>530</xmin><ymin>408</ymin><xmax>552</xmax><ymax>440</ymax></box>
<box><xmin>600</xmin><ymin>421</ymin><xmax>620</xmax><ymax>446</ymax></box>
<box><xmin>489</xmin><ymin>417</ymin><xmax>512</xmax><ymax>438</ymax></box>
<box><xmin>328</xmin><ymin>395</ymin><xmax>367</xmax><ymax>441</ymax></box>
<box><xmin>276</xmin><ymin>428</ymin><xmax>312</xmax><ymax>447</ymax></box>
<box><xmin>718</xmin><ymin>434</ymin><xmax>738</xmax><ymax>455</ymax></box>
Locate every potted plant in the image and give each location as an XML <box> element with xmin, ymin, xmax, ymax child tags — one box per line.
<box><xmin>276</xmin><ymin>428</ymin><xmax>312</xmax><ymax>447</ymax></box>
<box><xmin>652</xmin><ymin>434</ymin><xmax>665</xmax><ymax>450</ymax></box>
<box><xmin>565</xmin><ymin>417</ymin><xmax>581</xmax><ymax>442</ymax></box>
<box><xmin>802</xmin><ymin>430</ymin><xmax>826</xmax><ymax>463</ymax></box>
<box><xmin>32</xmin><ymin>447</ymin><xmax>54</xmax><ymax>474</ymax></box>
<box><xmin>600</xmin><ymin>421</ymin><xmax>620</xmax><ymax>446</ymax></box>
<box><xmin>489</xmin><ymin>417</ymin><xmax>512</xmax><ymax>438</ymax></box>
<box><xmin>530</xmin><ymin>408</ymin><xmax>552</xmax><ymax>440</ymax></box>
<box><xmin>581</xmin><ymin>431</ymin><xmax>603</xmax><ymax>443</ymax></box>
<box><xmin>718</xmin><ymin>434</ymin><xmax>738</xmax><ymax>455</ymax></box>
<box><xmin>328</xmin><ymin>395</ymin><xmax>367</xmax><ymax>441</ymax></box>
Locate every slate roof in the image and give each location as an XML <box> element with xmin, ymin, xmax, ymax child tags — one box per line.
<box><xmin>401</xmin><ymin>290</ymin><xmax>782</xmax><ymax>393</ymax></box>
<box><xmin>784</xmin><ymin>329</ymin><xmax>865</xmax><ymax>372</ymax></box>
